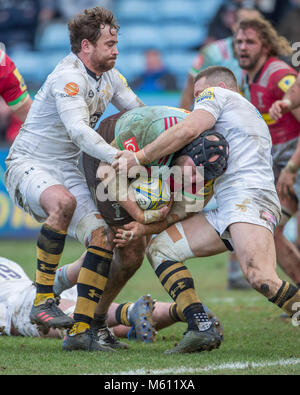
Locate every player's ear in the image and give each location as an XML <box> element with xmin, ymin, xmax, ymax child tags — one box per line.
<box><xmin>218</xmin><ymin>81</ymin><xmax>227</xmax><ymax>89</ymax></box>
<box><xmin>81</xmin><ymin>39</ymin><xmax>92</xmax><ymax>53</ymax></box>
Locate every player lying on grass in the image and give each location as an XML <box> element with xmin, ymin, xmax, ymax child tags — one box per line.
<box><xmin>79</xmin><ymin>105</ymin><xmax>228</xmax><ymax>352</ymax></box>
<box><xmin>113</xmin><ymin>66</ymin><xmax>300</xmax><ymax>354</ymax></box>
<box><xmin>0</xmin><ymin>256</ymin><xmax>223</xmax><ymax>348</ymax></box>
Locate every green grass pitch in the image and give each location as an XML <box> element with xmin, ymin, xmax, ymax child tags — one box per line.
<box><xmin>0</xmin><ymin>238</ymin><xmax>300</xmax><ymax>375</ymax></box>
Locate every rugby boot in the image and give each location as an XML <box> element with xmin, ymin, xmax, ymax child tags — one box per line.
<box><xmin>94</xmin><ymin>326</ymin><xmax>129</xmax><ymax>350</ymax></box>
<box><xmin>30</xmin><ymin>298</ymin><xmax>74</xmax><ymax>330</ymax></box>
<box><xmin>227</xmin><ymin>276</ymin><xmax>252</xmax><ymax>290</ymax></box>
<box><xmin>164</xmin><ymin>323</ymin><xmax>222</xmax><ymax>354</ymax></box>
<box><xmin>62</xmin><ymin>326</ymin><xmax>115</xmax><ymax>352</ymax></box>
<box><xmin>203</xmin><ymin>304</ymin><xmax>224</xmax><ymax>340</ymax></box>
<box><xmin>128</xmin><ymin>294</ymin><xmax>156</xmax><ymax>342</ymax></box>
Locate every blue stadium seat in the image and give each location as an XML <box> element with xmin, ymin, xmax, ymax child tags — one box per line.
<box><xmin>118</xmin><ymin>24</ymin><xmax>164</xmax><ymax>51</ymax></box>
<box><xmin>116</xmin><ymin>0</ymin><xmax>159</xmax><ymax>23</ymax></box>
<box><xmin>163</xmin><ymin>50</ymin><xmax>198</xmax><ymax>88</ymax></box>
<box><xmin>10</xmin><ymin>50</ymin><xmax>70</xmax><ymax>87</ymax></box>
<box><xmin>115</xmin><ymin>51</ymin><xmax>145</xmax><ymax>82</ymax></box>
<box><xmin>9</xmin><ymin>51</ymin><xmax>48</xmax><ymax>85</ymax></box>
<box><xmin>159</xmin><ymin>0</ymin><xmax>200</xmax><ymax>23</ymax></box>
<box><xmin>161</xmin><ymin>24</ymin><xmax>207</xmax><ymax>49</ymax></box>
<box><xmin>35</xmin><ymin>23</ymin><xmax>70</xmax><ymax>51</ymax></box>
<box><xmin>195</xmin><ymin>0</ymin><xmax>224</xmax><ymax>24</ymax></box>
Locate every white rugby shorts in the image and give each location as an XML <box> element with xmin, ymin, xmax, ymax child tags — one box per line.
<box><xmin>5</xmin><ymin>161</ymin><xmax>99</xmax><ymax>241</ymax></box>
<box><xmin>205</xmin><ymin>188</ymin><xmax>281</xmax><ymax>249</ymax></box>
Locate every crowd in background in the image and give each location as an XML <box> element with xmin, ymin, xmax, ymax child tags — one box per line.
<box><xmin>0</xmin><ymin>0</ymin><xmax>300</xmax><ymax>143</ymax></box>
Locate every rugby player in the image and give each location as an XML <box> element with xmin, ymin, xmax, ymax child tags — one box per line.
<box><xmin>113</xmin><ymin>66</ymin><xmax>300</xmax><ymax>353</ymax></box>
<box><xmin>79</xmin><ymin>105</ymin><xmax>228</xmax><ymax>353</ymax></box>
<box><xmin>180</xmin><ymin>7</ymin><xmax>261</xmax><ymax>290</ymax></box>
<box><xmin>180</xmin><ymin>7</ymin><xmax>261</xmax><ymax>111</ymax></box>
<box><xmin>234</xmin><ymin>17</ymin><xmax>300</xmax><ymax>287</ymax></box>
<box><xmin>269</xmin><ymin>74</ymin><xmax>300</xmax><ymax>207</ymax></box>
<box><xmin>0</xmin><ymin>49</ymin><xmax>32</xmax><ymax>128</ymax></box>
<box><xmin>4</xmin><ymin>7</ymin><xmax>164</xmax><ymax>352</ymax></box>
<box><xmin>269</xmin><ymin>73</ymin><xmax>300</xmax><ymax>121</ymax></box>
<box><xmin>0</xmin><ymin>256</ymin><xmax>223</xmax><ymax>348</ymax></box>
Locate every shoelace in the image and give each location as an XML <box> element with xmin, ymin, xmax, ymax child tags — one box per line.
<box><xmin>45</xmin><ymin>299</ymin><xmax>67</xmax><ymax>317</ymax></box>
<box><xmin>98</xmin><ymin>327</ymin><xmax>117</xmax><ymax>344</ymax></box>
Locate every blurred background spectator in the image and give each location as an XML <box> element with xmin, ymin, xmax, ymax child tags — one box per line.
<box><xmin>0</xmin><ymin>0</ymin><xmax>56</xmax><ymax>53</ymax></box>
<box><xmin>56</xmin><ymin>0</ymin><xmax>114</xmax><ymax>21</ymax></box>
<box><xmin>130</xmin><ymin>49</ymin><xmax>178</xmax><ymax>92</ymax></box>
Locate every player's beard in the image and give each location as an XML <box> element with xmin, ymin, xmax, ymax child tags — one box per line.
<box><xmin>238</xmin><ymin>50</ymin><xmax>263</xmax><ymax>71</ymax></box>
<box><xmin>91</xmin><ymin>54</ymin><xmax>117</xmax><ymax>74</ymax></box>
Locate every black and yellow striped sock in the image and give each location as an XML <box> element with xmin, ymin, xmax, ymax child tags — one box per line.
<box><xmin>34</xmin><ymin>224</ymin><xmax>67</xmax><ymax>306</ymax></box>
<box><xmin>72</xmin><ymin>246</ymin><xmax>113</xmax><ymax>333</ymax></box>
<box><xmin>115</xmin><ymin>303</ymin><xmax>132</xmax><ymax>326</ymax></box>
<box><xmin>169</xmin><ymin>302</ymin><xmax>186</xmax><ymax>323</ymax></box>
<box><xmin>155</xmin><ymin>260</ymin><xmax>209</xmax><ymax>330</ymax></box>
<box><xmin>269</xmin><ymin>281</ymin><xmax>300</xmax><ymax>316</ymax></box>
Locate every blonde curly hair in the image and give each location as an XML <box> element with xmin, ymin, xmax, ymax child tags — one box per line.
<box><xmin>235</xmin><ymin>18</ymin><xmax>293</xmax><ymax>57</ymax></box>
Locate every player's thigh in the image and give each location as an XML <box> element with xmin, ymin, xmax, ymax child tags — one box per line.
<box><xmin>181</xmin><ymin>213</ymin><xmax>227</xmax><ymax>257</ymax></box>
<box><xmin>15</xmin><ymin>165</ymin><xmax>64</xmax><ymax>221</ymax></box>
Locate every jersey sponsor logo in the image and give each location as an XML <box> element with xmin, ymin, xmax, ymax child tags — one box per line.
<box><xmin>64</xmin><ymin>82</ymin><xmax>79</xmax><ymax>96</ymax></box>
<box><xmin>278</xmin><ymin>75</ymin><xmax>296</xmax><ymax>93</ymax></box>
<box><xmin>123</xmin><ymin>137</ymin><xmax>139</xmax><ymax>152</ymax></box>
<box><xmin>195</xmin><ymin>88</ymin><xmax>215</xmax><ymax>104</ymax></box>
<box><xmin>260</xmin><ymin>210</ymin><xmax>278</xmax><ymax>231</ymax></box>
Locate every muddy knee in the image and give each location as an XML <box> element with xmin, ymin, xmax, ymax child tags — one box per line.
<box><xmin>76</xmin><ymin>213</ymin><xmax>110</xmax><ymax>247</ymax></box>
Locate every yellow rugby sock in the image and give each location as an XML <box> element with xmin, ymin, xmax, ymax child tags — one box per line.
<box><xmin>34</xmin><ymin>224</ymin><xmax>66</xmax><ymax>306</ymax></box>
<box><xmin>73</xmin><ymin>246</ymin><xmax>113</xmax><ymax>328</ymax></box>
<box><xmin>155</xmin><ymin>260</ymin><xmax>209</xmax><ymax>330</ymax></box>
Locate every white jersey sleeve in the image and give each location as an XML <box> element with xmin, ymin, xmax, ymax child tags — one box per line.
<box><xmin>110</xmin><ymin>70</ymin><xmax>144</xmax><ymax>111</ymax></box>
<box><xmin>193</xmin><ymin>87</ymin><xmax>276</xmax><ymax>195</ymax></box>
<box><xmin>53</xmin><ymin>71</ymin><xmax>119</xmax><ymax>164</ymax></box>
<box><xmin>193</xmin><ymin>87</ymin><xmax>226</xmax><ymax>120</ymax></box>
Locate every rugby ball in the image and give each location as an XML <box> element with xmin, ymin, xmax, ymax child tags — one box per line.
<box><xmin>130</xmin><ymin>176</ymin><xmax>171</xmax><ymax>210</ymax></box>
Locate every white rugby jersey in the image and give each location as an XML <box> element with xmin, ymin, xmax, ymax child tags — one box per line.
<box><xmin>194</xmin><ymin>87</ymin><xmax>276</xmax><ymax>195</ymax></box>
<box><xmin>6</xmin><ymin>52</ymin><xmax>143</xmax><ymax>169</ymax></box>
<box><xmin>0</xmin><ymin>257</ymin><xmax>77</xmax><ymax>337</ymax></box>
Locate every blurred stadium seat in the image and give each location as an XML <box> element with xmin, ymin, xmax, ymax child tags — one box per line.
<box><xmin>116</xmin><ymin>0</ymin><xmax>159</xmax><ymax>23</ymax></box>
<box><xmin>115</xmin><ymin>51</ymin><xmax>145</xmax><ymax>81</ymax></box>
<box><xmin>118</xmin><ymin>24</ymin><xmax>164</xmax><ymax>51</ymax></box>
<box><xmin>159</xmin><ymin>0</ymin><xmax>200</xmax><ymax>23</ymax></box>
<box><xmin>9</xmin><ymin>51</ymin><xmax>49</xmax><ymax>86</ymax></box>
<box><xmin>162</xmin><ymin>23</ymin><xmax>207</xmax><ymax>49</ymax></box>
<box><xmin>35</xmin><ymin>22</ymin><xmax>70</xmax><ymax>52</ymax></box>
<box><xmin>10</xmin><ymin>49</ymin><xmax>69</xmax><ymax>88</ymax></box>
<box><xmin>163</xmin><ymin>50</ymin><xmax>198</xmax><ymax>89</ymax></box>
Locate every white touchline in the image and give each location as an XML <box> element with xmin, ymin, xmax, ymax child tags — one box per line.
<box><xmin>107</xmin><ymin>358</ymin><xmax>300</xmax><ymax>375</ymax></box>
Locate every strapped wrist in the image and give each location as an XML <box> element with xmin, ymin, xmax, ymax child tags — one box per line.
<box><xmin>284</xmin><ymin>160</ymin><xmax>299</xmax><ymax>174</ymax></box>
